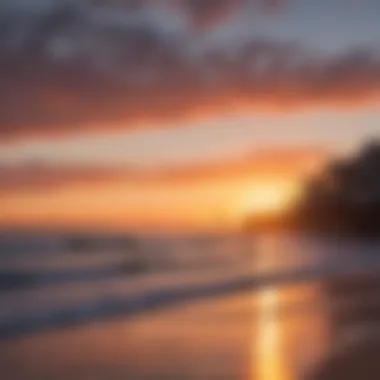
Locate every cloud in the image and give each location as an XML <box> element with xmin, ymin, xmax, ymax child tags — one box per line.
<box><xmin>168</xmin><ymin>0</ymin><xmax>243</xmax><ymax>28</ymax></box>
<box><xmin>0</xmin><ymin>163</ymin><xmax>125</xmax><ymax>193</ymax></box>
<box><xmin>168</xmin><ymin>0</ymin><xmax>287</xmax><ymax>24</ymax></box>
<box><xmin>0</xmin><ymin>146</ymin><xmax>327</xmax><ymax>194</ymax></box>
<box><xmin>0</xmin><ymin>0</ymin><xmax>379</xmax><ymax>141</ymax></box>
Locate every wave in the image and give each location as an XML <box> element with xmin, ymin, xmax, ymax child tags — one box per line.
<box><xmin>1</xmin><ymin>254</ymin><xmax>380</xmax><ymax>341</ymax></box>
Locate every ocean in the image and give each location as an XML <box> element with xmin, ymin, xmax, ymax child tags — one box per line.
<box><xmin>0</xmin><ymin>233</ymin><xmax>379</xmax><ymax>379</ymax></box>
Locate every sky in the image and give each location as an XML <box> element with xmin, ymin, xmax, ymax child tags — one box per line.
<box><xmin>0</xmin><ymin>0</ymin><xmax>379</xmax><ymax>232</ymax></box>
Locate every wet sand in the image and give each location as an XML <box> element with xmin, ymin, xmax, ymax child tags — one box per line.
<box><xmin>0</xmin><ymin>282</ymin><xmax>328</xmax><ymax>380</ymax></box>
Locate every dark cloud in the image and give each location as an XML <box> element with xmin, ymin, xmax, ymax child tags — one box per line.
<box><xmin>170</xmin><ymin>0</ymin><xmax>243</xmax><ymax>27</ymax></box>
<box><xmin>169</xmin><ymin>0</ymin><xmax>287</xmax><ymax>25</ymax></box>
<box><xmin>0</xmin><ymin>163</ymin><xmax>127</xmax><ymax>193</ymax></box>
<box><xmin>258</xmin><ymin>0</ymin><xmax>286</xmax><ymax>13</ymax></box>
<box><xmin>0</xmin><ymin>0</ymin><xmax>379</xmax><ymax>141</ymax></box>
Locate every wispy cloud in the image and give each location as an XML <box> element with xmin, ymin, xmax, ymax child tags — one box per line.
<box><xmin>0</xmin><ymin>146</ymin><xmax>327</xmax><ymax>194</ymax></box>
<box><xmin>0</xmin><ymin>0</ymin><xmax>379</xmax><ymax>141</ymax></box>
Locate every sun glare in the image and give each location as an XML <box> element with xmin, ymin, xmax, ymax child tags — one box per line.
<box><xmin>242</xmin><ymin>180</ymin><xmax>301</xmax><ymax>217</ymax></box>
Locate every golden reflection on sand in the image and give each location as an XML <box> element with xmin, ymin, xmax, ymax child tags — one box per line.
<box><xmin>255</xmin><ymin>287</ymin><xmax>291</xmax><ymax>380</ymax></box>
<box><xmin>251</xmin><ymin>235</ymin><xmax>331</xmax><ymax>380</ymax></box>
<box><xmin>253</xmin><ymin>284</ymin><xmax>330</xmax><ymax>380</ymax></box>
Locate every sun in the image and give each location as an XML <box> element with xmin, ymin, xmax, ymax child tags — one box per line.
<box><xmin>241</xmin><ymin>180</ymin><xmax>301</xmax><ymax>218</ymax></box>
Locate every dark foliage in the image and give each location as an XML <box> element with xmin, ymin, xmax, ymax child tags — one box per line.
<box><xmin>245</xmin><ymin>140</ymin><xmax>380</xmax><ymax>236</ymax></box>
<box><xmin>289</xmin><ymin>140</ymin><xmax>380</xmax><ymax>236</ymax></box>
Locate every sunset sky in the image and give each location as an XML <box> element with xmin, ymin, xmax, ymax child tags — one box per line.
<box><xmin>0</xmin><ymin>0</ymin><xmax>379</xmax><ymax>232</ymax></box>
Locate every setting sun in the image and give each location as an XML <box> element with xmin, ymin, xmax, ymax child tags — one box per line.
<box><xmin>241</xmin><ymin>180</ymin><xmax>301</xmax><ymax>218</ymax></box>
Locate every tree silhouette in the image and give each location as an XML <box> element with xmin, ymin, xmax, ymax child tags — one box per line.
<box><xmin>291</xmin><ymin>140</ymin><xmax>380</xmax><ymax>236</ymax></box>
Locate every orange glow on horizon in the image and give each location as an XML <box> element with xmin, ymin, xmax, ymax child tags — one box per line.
<box><xmin>0</xmin><ymin>147</ymin><xmax>322</xmax><ymax>232</ymax></box>
<box><xmin>0</xmin><ymin>177</ymin><xmax>305</xmax><ymax>232</ymax></box>
<box><xmin>235</xmin><ymin>179</ymin><xmax>302</xmax><ymax>221</ymax></box>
